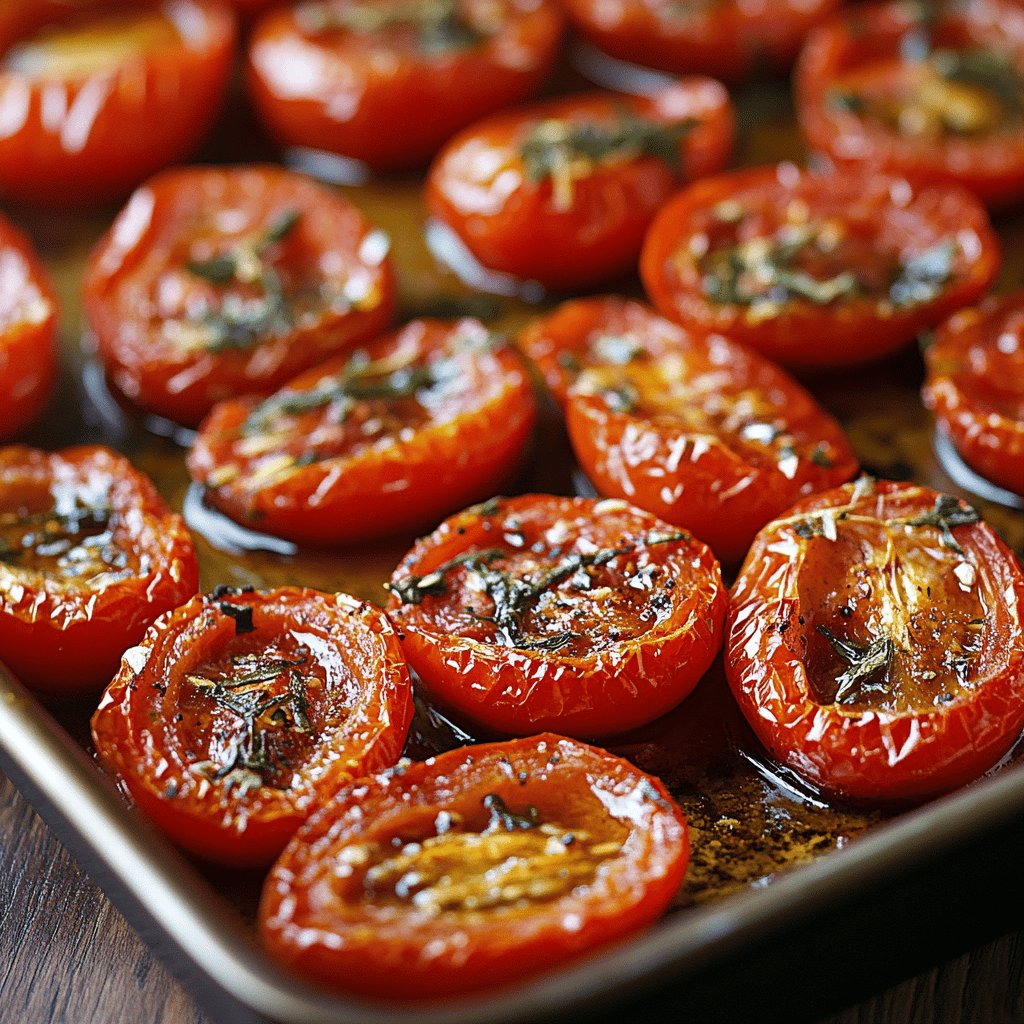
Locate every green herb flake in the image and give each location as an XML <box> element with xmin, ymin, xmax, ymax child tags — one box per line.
<box><xmin>817</xmin><ymin>625</ymin><xmax>895</xmax><ymax>704</ymax></box>
<box><xmin>900</xmin><ymin>493</ymin><xmax>981</xmax><ymax>553</ymax></box>
<box><xmin>889</xmin><ymin>240</ymin><xmax>958</xmax><ymax>309</ymax></box>
<box><xmin>483</xmin><ymin>792</ymin><xmax>539</xmax><ymax>831</ymax></box>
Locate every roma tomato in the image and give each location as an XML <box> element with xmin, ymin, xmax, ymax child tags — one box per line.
<box><xmin>0</xmin><ymin>0</ymin><xmax>235</xmax><ymax>206</ymax></box>
<box><xmin>92</xmin><ymin>587</ymin><xmax>413</xmax><ymax>867</ymax></box>
<box><xmin>387</xmin><ymin>494</ymin><xmax>725</xmax><ymax>737</ymax></box>
<box><xmin>796</xmin><ymin>0</ymin><xmax>1024</xmax><ymax>209</ymax></box>
<box><xmin>0</xmin><ymin>445</ymin><xmax>199</xmax><ymax>694</ymax></box>
<box><xmin>923</xmin><ymin>293</ymin><xmax>1024</xmax><ymax>497</ymax></box>
<box><xmin>0</xmin><ymin>215</ymin><xmax>58</xmax><ymax>441</ymax></box>
<box><xmin>246</xmin><ymin>0</ymin><xmax>564</xmax><ymax>172</ymax></box>
<box><xmin>519</xmin><ymin>297</ymin><xmax>859</xmax><ymax>565</ymax></box>
<box><xmin>259</xmin><ymin>733</ymin><xmax>689</xmax><ymax>999</ymax></box>
<box><xmin>188</xmin><ymin>318</ymin><xmax>536</xmax><ymax>544</ymax></box>
<box><xmin>83</xmin><ymin>165</ymin><xmax>396</xmax><ymax>428</ymax></box>
<box><xmin>562</xmin><ymin>0</ymin><xmax>842</xmax><ymax>84</ymax></box>
<box><xmin>427</xmin><ymin>81</ymin><xmax>734</xmax><ymax>291</ymax></box>
<box><xmin>726</xmin><ymin>478</ymin><xmax>1024</xmax><ymax>803</ymax></box>
<box><xmin>641</xmin><ymin>164</ymin><xmax>1000</xmax><ymax>369</ymax></box>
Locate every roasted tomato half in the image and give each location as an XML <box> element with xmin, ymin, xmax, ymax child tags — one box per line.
<box><xmin>259</xmin><ymin>733</ymin><xmax>689</xmax><ymax>999</ymax></box>
<box><xmin>0</xmin><ymin>445</ymin><xmax>199</xmax><ymax>694</ymax></box>
<box><xmin>83</xmin><ymin>165</ymin><xmax>396</xmax><ymax>428</ymax></box>
<box><xmin>189</xmin><ymin>318</ymin><xmax>536</xmax><ymax>545</ymax></box>
<box><xmin>923</xmin><ymin>293</ymin><xmax>1024</xmax><ymax>497</ymax></box>
<box><xmin>0</xmin><ymin>0</ymin><xmax>235</xmax><ymax>206</ymax></box>
<box><xmin>640</xmin><ymin>164</ymin><xmax>999</xmax><ymax>369</ymax></box>
<box><xmin>0</xmin><ymin>215</ymin><xmax>58</xmax><ymax>441</ymax></box>
<box><xmin>427</xmin><ymin>81</ymin><xmax>734</xmax><ymax>292</ymax></box>
<box><xmin>562</xmin><ymin>0</ymin><xmax>841</xmax><ymax>84</ymax></box>
<box><xmin>726</xmin><ymin>478</ymin><xmax>1024</xmax><ymax>803</ymax></box>
<box><xmin>91</xmin><ymin>586</ymin><xmax>413</xmax><ymax>867</ymax></box>
<box><xmin>387</xmin><ymin>494</ymin><xmax>725</xmax><ymax>737</ymax></box>
<box><xmin>796</xmin><ymin>0</ymin><xmax>1024</xmax><ymax>209</ymax></box>
<box><xmin>519</xmin><ymin>297</ymin><xmax>859</xmax><ymax>565</ymax></box>
<box><xmin>246</xmin><ymin>0</ymin><xmax>564</xmax><ymax>172</ymax></box>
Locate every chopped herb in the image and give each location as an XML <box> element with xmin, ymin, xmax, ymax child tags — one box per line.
<box><xmin>217</xmin><ymin>601</ymin><xmax>254</xmax><ymax>634</ymax></box>
<box><xmin>900</xmin><ymin>493</ymin><xmax>981</xmax><ymax>553</ymax></box>
<box><xmin>483</xmin><ymin>792</ymin><xmax>538</xmax><ymax>831</ymax></box>
<box><xmin>388</xmin><ymin>549</ymin><xmax>504</xmax><ymax>605</ymax></box>
<box><xmin>521</xmin><ymin>107</ymin><xmax>693</xmax><ymax>207</ymax></box>
<box><xmin>601</xmin><ymin>382</ymin><xmax>639</xmax><ymax>413</ymax></box>
<box><xmin>295</xmin><ymin>0</ymin><xmax>484</xmax><ymax>55</ymax></box>
<box><xmin>889</xmin><ymin>241</ymin><xmax>957</xmax><ymax>308</ymax></box>
<box><xmin>557</xmin><ymin>351</ymin><xmax>582</xmax><ymax>375</ymax></box>
<box><xmin>209</xmin><ymin>583</ymin><xmax>256</xmax><ymax>600</ymax></box>
<box><xmin>817</xmin><ymin>625</ymin><xmax>895</xmax><ymax>704</ymax></box>
<box><xmin>827</xmin><ymin>89</ymin><xmax>867</xmax><ymax>114</ymax></box>
<box><xmin>810</xmin><ymin>443</ymin><xmax>834</xmax><ymax>468</ymax></box>
<box><xmin>592</xmin><ymin>333</ymin><xmax>644</xmax><ymax>365</ymax></box>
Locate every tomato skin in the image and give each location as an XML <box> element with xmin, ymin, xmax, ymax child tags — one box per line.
<box><xmin>188</xmin><ymin>318</ymin><xmax>536</xmax><ymax>544</ymax></box>
<box><xmin>923</xmin><ymin>293</ymin><xmax>1024</xmax><ymax>496</ymax></box>
<box><xmin>563</xmin><ymin>0</ymin><xmax>841</xmax><ymax>83</ymax></box>
<box><xmin>387</xmin><ymin>494</ymin><xmax>726</xmax><ymax>738</ymax></box>
<box><xmin>0</xmin><ymin>215</ymin><xmax>58</xmax><ymax>441</ymax></box>
<box><xmin>427</xmin><ymin>81</ymin><xmax>734</xmax><ymax>292</ymax></box>
<box><xmin>259</xmin><ymin>733</ymin><xmax>689</xmax><ymax>999</ymax></box>
<box><xmin>0</xmin><ymin>445</ymin><xmax>199</xmax><ymax>694</ymax></box>
<box><xmin>0</xmin><ymin>0</ymin><xmax>236</xmax><ymax>207</ymax></box>
<box><xmin>796</xmin><ymin>0</ymin><xmax>1024</xmax><ymax>209</ymax></box>
<box><xmin>83</xmin><ymin>164</ymin><xmax>397</xmax><ymax>428</ymax></box>
<box><xmin>725</xmin><ymin>479</ymin><xmax>1024</xmax><ymax>803</ymax></box>
<box><xmin>246</xmin><ymin>0</ymin><xmax>564</xmax><ymax>172</ymax></box>
<box><xmin>91</xmin><ymin>587</ymin><xmax>413</xmax><ymax>867</ymax></box>
<box><xmin>640</xmin><ymin>165</ymin><xmax>1000</xmax><ymax>369</ymax></box>
<box><xmin>520</xmin><ymin>296</ymin><xmax>859</xmax><ymax>566</ymax></box>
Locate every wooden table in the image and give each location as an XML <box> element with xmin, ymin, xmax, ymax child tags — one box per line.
<box><xmin>3</xmin><ymin>769</ymin><xmax>1023</xmax><ymax>1024</ymax></box>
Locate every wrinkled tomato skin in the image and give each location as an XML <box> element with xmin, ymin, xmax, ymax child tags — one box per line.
<box><xmin>923</xmin><ymin>293</ymin><xmax>1024</xmax><ymax>496</ymax></box>
<box><xmin>246</xmin><ymin>0</ymin><xmax>564</xmax><ymax>172</ymax></box>
<box><xmin>259</xmin><ymin>733</ymin><xmax>689</xmax><ymax>999</ymax></box>
<box><xmin>189</xmin><ymin>319</ymin><xmax>536</xmax><ymax>545</ymax></box>
<box><xmin>726</xmin><ymin>480</ymin><xmax>1024</xmax><ymax>803</ymax></box>
<box><xmin>0</xmin><ymin>216</ymin><xmax>58</xmax><ymax>441</ymax></box>
<box><xmin>427</xmin><ymin>81</ymin><xmax>734</xmax><ymax>292</ymax></box>
<box><xmin>520</xmin><ymin>297</ymin><xmax>859</xmax><ymax>565</ymax></box>
<box><xmin>562</xmin><ymin>0</ymin><xmax>841</xmax><ymax>83</ymax></box>
<box><xmin>388</xmin><ymin>494</ymin><xmax>726</xmax><ymax>738</ymax></box>
<box><xmin>796</xmin><ymin>0</ymin><xmax>1024</xmax><ymax>209</ymax></box>
<box><xmin>0</xmin><ymin>0</ymin><xmax>236</xmax><ymax>207</ymax></box>
<box><xmin>0</xmin><ymin>445</ymin><xmax>199</xmax><ymax>694</ymax></box>
<box><xmin>91</xmin><ymin>588</ymin><xmax>413</xmax><ymax>867</ymax></box>
<box><xmin>640</xmin><ymin>165</ymin><xmax>1000</xmax><ymax>369</ymax></box>
<box><xmin>83</xmin><ymin>165</ymin><xmax>396</xmax><ymax>428</ymax></box>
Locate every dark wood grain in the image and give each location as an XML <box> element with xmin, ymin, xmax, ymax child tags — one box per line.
<box><xmin>4</xmin><ymin>766</ymin><xmax>1024</xmax><ymax>1024</ymax></box>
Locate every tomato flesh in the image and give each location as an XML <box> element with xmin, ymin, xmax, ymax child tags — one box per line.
<box><xmin>796</xmin><ymin>0</ymin><xmax>1024</xmax><ymax>208</ymax></box>
<box><xmin>188</xmin><ymin>318</ymin><xmax>536</xmax><ymax>544</ymax></box>
<box><xmin>0</xmin><ymin>0</ymin><xmax>236</xmax><ymax>206</ymax></box>
<box><xmin>84</xmin><ymin>164</ymin><xmax>397</xmax><ymax>428</ymax></box>
<box><xmin>91</xmin><ymin>587</ymin><xmax>414</xmax><ymax>866</ymax></box>
<box><xmin>923</xmin><ymin>293</ymin><xmax>1024</xmax><ymax>497</ymax></box>
<box><xmin>519</xmin><ymin>296</ymin><xmax>859</xmax><ymax>564</ymax></box>
<box><xmin>259</xmin><ymin>733</ymin><xmax>689</xmax><ymax>999</ymax></box>
<box><xmin>388</xmin><ymin>494</ymin><xmax>726</xmax><ymax>737</ymax></box>
<box><xmin>0</xmin><ymin>445</ymin><xmax>199</xmax><ymax>693</ymax></box>
<box><xmin>640</xmin><ymin>164</ymin><xmax>1000</xmax><ymax>368</ymax></box>
<box><xmin>726</xmin><ymin>478</ymin><xmax>1024</xmax><ymax>802</ymax></box>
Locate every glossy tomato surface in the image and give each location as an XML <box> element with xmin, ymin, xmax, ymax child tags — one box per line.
<box><xmin>259</xmin><ymin>733</ymin><xmax>689</xmax><ymax>999</ymax></box>
<box><xmin>0</xmin><ymin>0</ymin><xmax>235</xmax><ymax>206</ymax></box>
<box><xmin>726</xmin><ymin>478</ymin><xmax>1024</xmax><ymax>803</ymax></box>
<box><xmin>923</xmin><ymin>293</ymin><xmax>1024</xmax><ymax>496</ymax></box>
<box><xmin>520</xmin><ymin>296</ymin><xmax>859</xmax><ymax>565</ymax></box>
<box><xmin>189</xmin><ymin>318</ymin><xmax>536</xmax><ymax>544</ymax></box>
<box><xmin>641</xmin><ymin>164</ymin><xmax>1000</xmax><ymax>369</ymax></box>
<box><xmin>247</xmin><ymin>0</ymin><xmax>564</xmax><ymax>171</ymax></box>
<box><xmin>562</xmin><ymin>0</ymin><xmax>842</xmax><ymax>83</ymax></box>
<box><xmin>388</xmin><ymin>494</ymin><xmax>726</xmax><ymax>737</ymax></box>
<box><xmin>0</xmin><ymin>215</ymin><xmax>58</xmax><ymax>441</ymax></box>
<box><xmin>427</xmin><ymin>81</ymin><xmax>734</xmax><ymax>291</ymax></box>
<box><xmin>91</xmin><ymin>586</ymin><xmax>413</xmax><ymax>867</ymax></box>
<box><xmin>0</xmin><ymin>445</ymin><xmax>199</xmax><ymax>693</ymax></box>
<box><xmin>797</xmin><ymin>0</ymin><xmax>1024</xmax><ymax>209</ymax></box>
<box><xmin>83</xmin><ymin>165</ymin><xmax>396</xmax><ymax>428</ymax></box>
